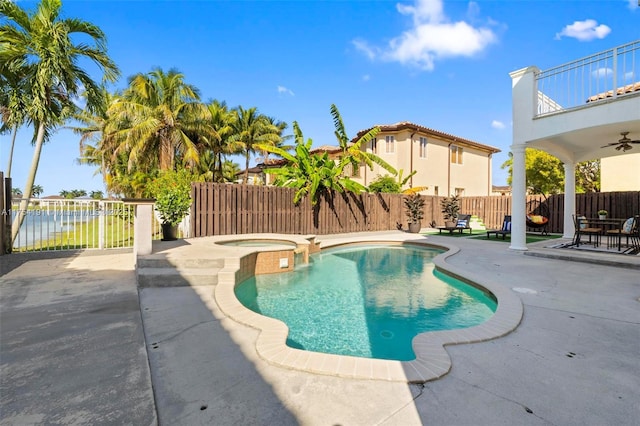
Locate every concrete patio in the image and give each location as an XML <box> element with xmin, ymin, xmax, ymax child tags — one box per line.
<box><xmin>1</xmin><ymin>231</ymin><xmax>639</xmax><ymax>425</ymax></box>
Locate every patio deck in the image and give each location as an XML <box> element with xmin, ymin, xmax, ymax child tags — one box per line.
<box><xmin>1</xmin><ymin>231</ymin><xmax>638</xmax><ymax>425</ymax></box>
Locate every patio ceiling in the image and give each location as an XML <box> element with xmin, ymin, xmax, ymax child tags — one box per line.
<box><xmin>526</xmin><ymin>93</ymin><xmax>640</xmax><ymax>163</ymax></box>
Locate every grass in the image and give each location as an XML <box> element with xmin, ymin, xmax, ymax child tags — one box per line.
<box><xmin>14</xmin><ymin>215</ymin><xmax>138</xmax><ymax>252</ymax></box>
<box><xmin>421</xmin><ymin>228</ymin><xmax>563</xmax><ymax>244</ymax></box>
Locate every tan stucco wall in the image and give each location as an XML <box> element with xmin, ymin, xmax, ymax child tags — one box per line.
<box><xmin>355</xmin><ymin>129</ymin><xmax>493</xmax><ymax>196</ymax></box>
<box><xmin>601</xmin><ymin>153</ymin><xmax>640</xmax><ymax>191</ymax></box>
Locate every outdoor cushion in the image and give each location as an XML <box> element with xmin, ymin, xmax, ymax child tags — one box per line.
<box><xmin>457</xmin><ymin>219</ymin><xmax>468</xmax><ymax>227</ymax></box>
<box><xmin>622</xmin><ymin>217</ymin><xmax>634</xmax><ymax>233</ymax></box>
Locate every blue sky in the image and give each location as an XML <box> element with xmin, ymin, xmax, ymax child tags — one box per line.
<box><xmin>3</xmin><ymin>0</ymin><xmax>639</xmax><ymax>197</ymax></box>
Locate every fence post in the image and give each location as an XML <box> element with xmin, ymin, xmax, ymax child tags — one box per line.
<box><xmin>122</xmin><ymin>199</ymin><xmax>155</xmax><ymax>264</ymax></box>
<box><xmin>98</xmin><ymin>200</ymin><xmax>105</xmax><ymax>250</ymax></box>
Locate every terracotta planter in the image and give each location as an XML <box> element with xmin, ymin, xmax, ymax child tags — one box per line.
<box><xmin>445</xmin><ymin>220</ymin><xmax>457</xmax><ymax>228</ymax></box>
<box><xmin>161</xmin><ymin>223</ymin><xmax>178</xmax><ymax>241</ymax></box>
<box><xmin>408</xmin><ymin>222</ymin><xmax>422</xmax><ymax>233</ymax></box>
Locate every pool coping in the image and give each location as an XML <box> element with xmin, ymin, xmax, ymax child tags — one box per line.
<box><xmin>213</xmin><ymin>233</ymin><xmax>523</xmax><ymax>383</ymax></box>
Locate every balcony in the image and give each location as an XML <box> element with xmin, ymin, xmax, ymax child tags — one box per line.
<box><xmin>511</xmin><ymin>40</ymin><xmax>640</xmax><ymax>163</ymax></box>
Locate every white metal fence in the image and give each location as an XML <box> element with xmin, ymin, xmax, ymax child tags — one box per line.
<box><xmin>536</xmin><ymin>40</ymin><xmax>640</xmax><ymax>116</ymax></box>
<box><xmin>9</xmin><ymin>199</ymin><xmax>188</xmax><ymax>252</ymax></box>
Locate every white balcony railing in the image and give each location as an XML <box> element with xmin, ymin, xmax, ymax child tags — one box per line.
<box><xmin>535</xmin><ymin>40</ymin><xmax>640</xmax><ymax>117</ymax></box>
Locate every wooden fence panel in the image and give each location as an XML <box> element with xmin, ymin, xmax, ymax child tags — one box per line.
<box><xmin>190</xmin><ymin>184</ymin><xmax>640</xmax><ymax>237</ymax></box>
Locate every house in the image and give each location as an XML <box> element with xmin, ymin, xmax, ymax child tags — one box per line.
<box><xmin>510</xmin><ymin>39</ymin><xmax>640</xmax><ymax>250</ymax></box>
<box><xmin>350</xmin><ymin>122</ymin><xmax>500</xmax><ymax>197</ymax></box>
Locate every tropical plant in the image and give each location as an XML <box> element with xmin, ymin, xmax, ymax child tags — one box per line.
<box><xmin>148</xmin><ymin>169</ymin><xmax>201</xmax><ymax>225</ymax></box>
<box><xmin>202</xmin><ymin>100</ymin><xmax>239</xmax><ymax>182</ymax></box>
<box><xmin>221</xmin><ymin>160</ymin><xmax>241</xmax><ymax>182</ymax></box>
<box><xmin>0</xmin><ymin>67</ymin><xmax>28</xmax><ymax>178</ymax></box>
<box><xmin>1</xmin><ymin>0</ymin><xmax>120</xmax><ymax>243</ymax></box>
<box><xmin>440</xmin><ymin>195</ymin><xmax>461</xmax><ymax>221</ymax></box>
<box><xmin>256</xmin><ymin>122</ymin><xmax>367</xmax><ymax>205</ymax></box>
<box><xmin>31</xmin><ymin>184</ymin><xmax>43</xmax><ymax>198</ymax></box>
<box><xmin>106</xmin><ymin>67</ymin><xmax>213</xmax><ymax>172</ymax></box>
<box><xmin>404</xmin><ymin>193</ymin><xmax>425</xmax><ymax>223</ymax></box>
<box><xmin>90</xmin><ymin>190</ymin><xmax>104</xmax><ymax>199</ymax></box>
<box><xmin>330</xmin><ymin>104</ymin><xmax>397</xmax><ymax>177</ymax></box>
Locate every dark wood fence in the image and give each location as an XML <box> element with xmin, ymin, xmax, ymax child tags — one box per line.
<box><xmin>191</xmin><ymin>183</ymin><xmax>640</xmax><ymax>237</ymax></box>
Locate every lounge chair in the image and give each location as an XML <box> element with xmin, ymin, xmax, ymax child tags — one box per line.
<box><xmin>456</xmin><ymin>214</ymin><xmax>473</xmax><ymax>234</ymax></box>
<box><xmin>486</xmin><ymin>215</ymin><xmax>511</xmax><ymax>240</ymax></box>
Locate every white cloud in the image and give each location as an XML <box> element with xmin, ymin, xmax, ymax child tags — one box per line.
<box><xmin>277</xmin><ymin>85</ymin><xmax>295</xmax><ymax>96</ymax></box>
<box><xmin>353</xmin><ymin>0</ymin><xmax>497</xmax><ymax>71</ymax></box>
<box><xmin>628</xmin><ymin>0</ymin><xmax>638</xmax><ymax>11</ymax></box>
<box><xmin>491</xmin><ymin>120</ymin><xmax>505</xmax><ymax>130</ymax></box>
<box><xmin>362</xmin><ymin>74</ymin><xmax>371</xmax><ymax>82</ymax></box>
<box><xmin>555</xmin><ymin>19</ymin><xmax>611</xmax><ymax>41</ymax></box>
<box><xmin>592</xmin><ymin>67</ymin><xmax>613</xmax><ymax>78</ymax></box>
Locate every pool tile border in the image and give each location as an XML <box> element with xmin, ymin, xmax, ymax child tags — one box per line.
<box><xmin>213</xmin><ymin>233</ymin><xmax>523</xmax><ymax>383</ymax></box>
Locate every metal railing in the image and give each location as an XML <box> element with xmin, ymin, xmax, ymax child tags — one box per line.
<box><xmin>535</xmin><ymin>40</ymin><xmax>640</xmax><ymax>116</ymax></box>
<box><xmin>9</xmin><ymin>199</ymin><xmax>188</xmax><ymax>252</ymax></box>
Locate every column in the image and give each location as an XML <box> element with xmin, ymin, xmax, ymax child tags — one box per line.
<box><xmin>563</xmin><ymin>162</ymin><xmax>576</xmax><ymax>239</ymax></box>
<box><xmin>509</xmin><ymin>144</ymin><xmax>527</xmax><ymax>251</ymax></box>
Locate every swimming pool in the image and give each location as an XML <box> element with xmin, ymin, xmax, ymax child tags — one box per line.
<box><xmin>235</xmin><ymin>244</ymin><xmax>496</xmax><ymax>361</ymax></box>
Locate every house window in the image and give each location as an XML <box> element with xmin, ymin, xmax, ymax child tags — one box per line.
<box><xmin>371</xmin><ymin>138</ymin><xmax>377</xmax><ymax>154</ymax></box>
<box><xmin>385</xmin><ymin>135</ymin><xmax>395</xmax><ymax>153</ymax></box>
<box><xmin>455</xmin><ymin>187</ymin><xmax>465</xmax><ymax>197</ymax></box>
<box><xmin>434</xmin><ymin>186</ymin><xmax>439</xmax><ymax>196</ymax></box>
<box><xmin>451</xmin><ymin>145</ymin><xmax>463</xmax><ymax>164</ymax></box>
<box><xmin>419</xmin><ymin>137</ymin><xmax>427</xmax><ymax>158</ymax></box>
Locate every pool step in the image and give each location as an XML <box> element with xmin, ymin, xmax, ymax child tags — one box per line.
<box><xmin>136</xmin><ymin>254</ymin><xmax>223</xmax><ymax>288</ymax></box>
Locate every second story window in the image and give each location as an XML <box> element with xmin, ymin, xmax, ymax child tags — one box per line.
<box><xmin>419</xmin><ymin>137</ymin><xmax>428</xmax><ymax>158</ymax></box>
<box><xmin>371</xmin><ymin>138</ymin><xmax>377</xmax><ymax>154</ymax></box>
<box><xmin>385</xmin><ymin>135</ymin><xmax>395</xmax><ymax>153</ymax></box>
<box><xmin>451</xmin><ymin>145</ymin><xmax>463</xmax><ymax>164</ymax></box>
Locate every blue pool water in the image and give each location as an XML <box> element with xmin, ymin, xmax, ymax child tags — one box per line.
<box><xmin>235</xmin><ymin>245</ymin><xmax>496</xmax><ymax>361</ymax></box>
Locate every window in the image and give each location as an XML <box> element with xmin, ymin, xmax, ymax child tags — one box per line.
<box><xmin>434</xmin><ymin>186</ymin><xmax>439</xmax><ymax>196</ymax></box>
<box><xmin>371</xmin><ymin>138</ymin><xmax>377</xmax><ymax>154</ymax></box>
<box><xmin>419</xmin><ymin>137</ymin><xmax>428</xmax><ymax>158</ymax></box>
<box><xmin>385</xmin><ymin>135</ymin><xmax>395</xmax><ymax>153</ymax></box>
<box><xmin>451</xmin><ymin>145</ymin><xmax>463</xmax><ymax>164</ymax></box>
<box><xmin>455</xmin><ymin>187</ymin><xmax>465</xmax><ymax>197</ymax></box>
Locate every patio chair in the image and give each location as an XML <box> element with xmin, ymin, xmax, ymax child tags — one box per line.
<box><xmin>456</xmin><ymin>214</ymin><xmax>473</xmax><ymax>234</ymax></box>
<box><xmin>486</xmin><ymin>215</ymin><xmax>511</xmax><ymax>240</ymax></box>
<box><xmin>618</xmin><ymin>215</ymin><xmax>639</xmax><ymax>255</ymax></box>
<box><xmin>605</xmin><ymin>216</ymin><xmax>635</xmax><ymax>251</ymax></box>
<box><xmin>572</xmin><ymin>214</ymin><xmax>602</xmax><ymax>247</ymax></box>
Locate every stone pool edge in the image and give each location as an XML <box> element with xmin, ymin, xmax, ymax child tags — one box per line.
<box><xmin>213</xmin><ymin>234</ymin><xmax>523</xmax><ymax>384</ymax></box>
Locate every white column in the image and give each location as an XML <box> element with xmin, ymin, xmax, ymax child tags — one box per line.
<box><xmin>134</xmin><ymin>203</ymin><xmax>153</xmax><ymax>257</ymax></box>
<box><xmin>510</xmin><ymin>144</ymin><xmax>527</xmax><ymax>251</ymax></box>
<box><xmin>563</xmin><ymin>162</ymin><xmax>576</xmax><ymax>239</ymax></box>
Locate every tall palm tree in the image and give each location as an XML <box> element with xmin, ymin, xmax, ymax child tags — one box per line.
<box><xmin>0</xmin><ymin>68</ymin><xmax>28</xmax><ymax>177</ymax></box>
<box><xmin>203</xmin><ymin>100</ymin><xmax>241</xmax><ymax>182</ymax></box>
<box><xmin>107</xmin><ymin>67</ymin><xmax>213</xmax><ymax>172</ymax></box>
<box><xmin>0</xmin><ymin>0</ymin><xmax>120</xmax><ymax>242</ymax></box>
<box><xmin>230</xmin><ymin>106</ymin><xmax>281</xmax><ymax>184</ymax></box>
<box><xmin>255</xmin><ymin>116</ymin><xmax>292</xmax><ymax>164</ymax></box>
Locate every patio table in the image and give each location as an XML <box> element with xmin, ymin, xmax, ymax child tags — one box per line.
<box><xmin>578</xmin><ymin>218</ymin><xmax>627</xmax><ymax>251</ymax></box>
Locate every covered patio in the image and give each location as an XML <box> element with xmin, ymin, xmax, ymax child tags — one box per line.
<box><xmin>509</xmin><ymin>40</ymin><xmax>640</xmax><ymax>252</ymax></box>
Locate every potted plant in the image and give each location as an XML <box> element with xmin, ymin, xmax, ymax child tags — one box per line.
<box><xmin>598</xmin><ymin>209</ymin><xmax>608</xmax><ymax>220</ymax></box>
<box><xmin>440</xmin><ymin>195</ymin><xmax>461</xmax><ymax>227</ymax></box>
<box><xmin>149</xmin><ymin>169</ymin><xmax>199</xmax><ymax>241</ymax></box>
<box><xmin>404</xmin><ymin>193</ymin><xmax>425</xmax><ymax>233</ymax></box>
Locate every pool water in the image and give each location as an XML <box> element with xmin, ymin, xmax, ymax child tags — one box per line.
<box><xmin>234</xmin><ymin>245</ymin><xmax>496</xmax><ymax>361</ymax></box>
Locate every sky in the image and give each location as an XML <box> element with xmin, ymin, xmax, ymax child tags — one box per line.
<box><xmin>2</xmin><ymin>0</ymin><xmax>639</xmax><ymax>197</ymax></box>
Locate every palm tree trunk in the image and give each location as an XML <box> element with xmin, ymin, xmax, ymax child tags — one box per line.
<box><xmin>11</xmin><ymin>123</ymin><xmax>45</xmax><ymax>244</ymax></box>
<box><xmin>6</xmin><ymin>125</ymin><xmax>18</xmax><ymax>177</ymax></box>
<box><xmin>244</xmin><ymin>153</ymin><xmax>250</xmax><ymax>184</ymax></box>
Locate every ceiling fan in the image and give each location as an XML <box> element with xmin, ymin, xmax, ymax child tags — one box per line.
<box><xmin>601</xmin><ymin>132</ymin><xmax>640</xmax><ymax>152</ymax></box>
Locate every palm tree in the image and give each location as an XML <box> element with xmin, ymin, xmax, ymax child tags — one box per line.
<box><xmin>0</xmin><ymin>68</ymin><xmax>28</xmax><ymax>178</ymax></box>
<box><xmin>31</xmin><ymin>184</ymin><xmax>43</xmax><ymax>198</ymax></box>
<box><xmin>1</xmin><ymin>0</ymin><xmax>120</xmax><ymax>242</ymax></box>
<box><xmin>107</xmin><ymin>67</ymin><xmax>213</xmax><ymax>172</ymax></box>
<box><xmin>203</xmin><ymin>100</ymin><xmax>240</xmax><ymax>182</ymax></box>
<box><xmin>255</xmin><ymin>116</ymin><xmax>292</xmax><ymax>164</ymax></box>
<box><xmin>230</xmin><ymin>106</ymin><xmax>282</xmax><ymax>184</ymax></box>
<box><xmin>222</xmin><ymin>160</ymin><xmax>241</xmax><ymax>183</ymax></box>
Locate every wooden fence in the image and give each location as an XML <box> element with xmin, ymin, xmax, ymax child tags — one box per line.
<box><xmin>191</xmin><ymin>183</ymin><xmax>640</xmax><ymax>237</ymax></box>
